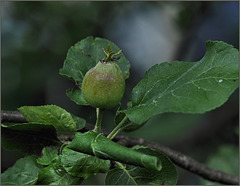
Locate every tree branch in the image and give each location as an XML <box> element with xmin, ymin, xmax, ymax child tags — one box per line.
<box><xmin>1</xmin><ymin>110</ymin><xmax>238</xmax><ymax>185</ymax></box>
<box><xmin>1</xmin><ymin>110</ymin><xmax>26</xmax><ymax>123</ymax></box>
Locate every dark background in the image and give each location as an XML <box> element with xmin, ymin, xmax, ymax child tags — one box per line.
<box><xmin>1</xmin><ymin>1</ymin><xmax>239</xmax><ymax>184</ymax></box>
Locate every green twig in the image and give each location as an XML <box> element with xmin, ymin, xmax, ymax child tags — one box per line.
<box><xmin>107</xmin><ymin>115</ymin><xmax>128</xmax><ymax>140</ymax></box>
<box><xmin>93</xmin><ymin>108</ymin><xmax>104</xmax><ymax>133</ymax></box>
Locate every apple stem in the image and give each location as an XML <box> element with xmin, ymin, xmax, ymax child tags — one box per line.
<box><xmin>102</xmin><ymin>44</ymin><xmax>122</xmax><ymax>62</ymax></box>
<box><xmin>93</xmin><ymin>108</ymin><xmax>104</xmax><ymax>133</ymax></box>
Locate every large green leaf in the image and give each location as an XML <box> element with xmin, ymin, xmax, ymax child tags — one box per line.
<box><xmin>37</xmin><ymin>146</ymin><xmax>59</xmax><ymax>166</ymax></box>
<box><xmin>105</xmin><ymin>146</ymin><xmax>178</xmax><ymax>185</ymax></box>
<box><xmin>60</xmin><ymin>148</ymin><xmax>110</xmax><ymax>179</ymax></box>
<box><xmin>18</xmin><ymin>105</ymin><xmax>77</xmax><ymax>135</ymax></box>
<box><xmin>1</xmin><ymin>156</ymin><xmax>40</xmax><ymax>185</ymax></box>
<box><xmin>37</xmin><ymin>157</ymin><xmax>83</xmax><ymax>185</ymax></box>
<box><xmin>1</xmin><ymin>123</ymin><xmax>60</xmax><ymax>155</ymax></box>
<box><xmin>59</xmin><ymin>36</ymin><xmax>130</xmax><ymax>105</ymax></box>
<box><xmin>124</xmin><ymin>41</ymin><xmax>239</xmax><ymax>124</ymax></box>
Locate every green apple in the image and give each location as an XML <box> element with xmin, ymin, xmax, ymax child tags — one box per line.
<box><xmin>81</xmin><ymin>50</ymin><xmax>125</xmax><ymax>109</ymax></box>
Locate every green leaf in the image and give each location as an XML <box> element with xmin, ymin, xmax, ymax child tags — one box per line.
<box><xmin>67</xmin><ymin>131</ymin><xmax>162</xmax><ymax>171</ymax></box>
<box><xmin>1</xmin><ymin>123</ymin><xmax>60</xmax><ymax>155</ymax></box>
<box><xmin>66</xmin><ymin>89</ymin><xmax>89</xmax><ymax>105</ymax></box>
<box><xmin>59</xmin><ymin>36</ymin><xmax>130</xmax><ymax>105</ymax></box>
<box><xmin>71</xmin><ymin>113</ymin><xmax>86</xmax><ymax>130</ymax></box>
<box><xmin>105</xmin><ymin>146</ymin><xmax>178</xmax><ymax>185</ymax></box>
<box><xmin>37</xmin><ymin>157</ymin><xmax>83</xmax><ymax>185</ymax></box>
<box><xmin>124</xmin><ymin>41</ymin><xmax>239</xmax><ymax>124</ymax></box>
<box><xmin>60</xmin><ymin>148</ymin><xmax>110</xmax><ymax>179</ymax></box>
<box><xmin>18</xmin><ymin>105</ymin><xmax>77</xmax><ymax>135</ymax></box>
<box><xmin>1</xmin><ymin>156</ymin><xmax>40</xmax><ymax>185</ymax></box>
<box><xmin>37</xmin><ymin>146</ymin><xmax>59</xmax><ymax>166</ymax></box>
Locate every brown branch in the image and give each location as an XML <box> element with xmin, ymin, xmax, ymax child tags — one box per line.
<box><xmin>1</xmin><ymin>110</ymin><xmax>26</xmax><ymax>123</ymax></box>
<box><xmin>1</xmin><ymin>110</ymin><xmax>238</xmax><ymax>185</ymax></box>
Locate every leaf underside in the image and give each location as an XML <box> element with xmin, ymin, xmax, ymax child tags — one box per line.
<box><xmin>1</xmin><ymin>123</ymin><xmax>60</xmax><ymax>155</ymax></box>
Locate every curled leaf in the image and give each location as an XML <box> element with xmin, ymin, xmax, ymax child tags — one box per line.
<box><xmin>67</xmin><ymin>131</ymin><xmax>162</xmax><ymax>171</ymax></box>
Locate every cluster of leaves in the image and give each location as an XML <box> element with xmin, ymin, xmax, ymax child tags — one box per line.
<box><xmin>1</xmin><ymin>36</ymin><xmax>239</xmax><ymax>185</ymax></box>
<box><xmin>1</xmin><ymin>105</ymin><xmax>177</xmax><ymax>185</ymax></box>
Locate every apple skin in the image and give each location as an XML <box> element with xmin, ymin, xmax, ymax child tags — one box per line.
<box><xmin>81</xmin><ymin>61</ymin><xmax>125</xmax><ymax>109</ymax></box>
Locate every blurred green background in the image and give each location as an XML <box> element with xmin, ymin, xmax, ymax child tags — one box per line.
<box><xmin>1</xmin><ymin>1</ymin><xmax>239</xmax><ymax>184</ymax></box>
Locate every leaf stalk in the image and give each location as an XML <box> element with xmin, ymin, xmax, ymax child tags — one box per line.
<box><xmin>107</xmin><ymin>115</ymin><xmax>128</xmax><ymax>139</ymax></box>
